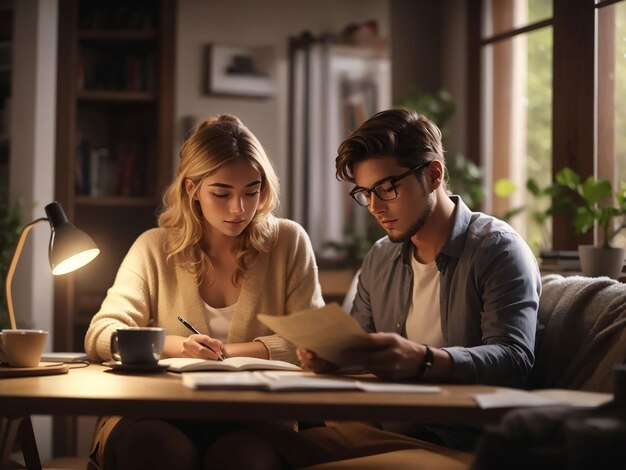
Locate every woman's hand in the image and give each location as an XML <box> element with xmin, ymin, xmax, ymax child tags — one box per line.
<box><xmin>181</xmin><ymin>334</ymin><xmax>225</xmax><ymax>360</ymax></box>
<box><xmin>296</xmin><ymin>347</ymin><xmax>338</xmax><ymax>374</ymax></box>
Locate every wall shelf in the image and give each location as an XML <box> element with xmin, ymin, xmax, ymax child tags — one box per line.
<box><xmin>77</xmin><ymin>90</ymin><xmax>156</xmax><ymax>102</ymax></box>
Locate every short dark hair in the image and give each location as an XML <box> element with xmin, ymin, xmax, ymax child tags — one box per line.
<box><xmin>335</xmin><ymin>108</ymin><xmax>445</xmax><ymax>185</ymax></box>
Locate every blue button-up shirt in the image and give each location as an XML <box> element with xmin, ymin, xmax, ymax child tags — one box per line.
<box><xmin>351</xmin><ymin>196</ymin><xmax>541</xmax><ymax>387</ymax></box>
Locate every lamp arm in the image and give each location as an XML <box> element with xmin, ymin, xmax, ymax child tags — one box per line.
<box><xmin>4</xmin><ymin>218</ymin><xmax>48</xmax><ymax>330</ymax></box>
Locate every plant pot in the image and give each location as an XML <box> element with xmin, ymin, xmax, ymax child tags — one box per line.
<box><xmin>578</xmin><ymin>245</ymin><xmax>626</xmax><ymax>279</ymax></box>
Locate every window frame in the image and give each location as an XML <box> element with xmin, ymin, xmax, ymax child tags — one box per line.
<box><xmin>467</xmin><ymin>0</ymin><xmax>622</xmax><ymax>250</ymax></box>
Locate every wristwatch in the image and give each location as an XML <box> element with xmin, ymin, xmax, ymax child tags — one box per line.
<box><xmin>416</xmin><ymin>344</ymin><xmax>434</xmax><ymax>379</ymax></box>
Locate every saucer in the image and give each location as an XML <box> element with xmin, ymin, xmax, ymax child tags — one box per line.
<box><xmin>103</xmin><ymin>360</ymin><xmax>169</xmax><ymax>373</ymax></box>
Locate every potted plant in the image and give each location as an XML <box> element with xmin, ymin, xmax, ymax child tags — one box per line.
<box><xmin>551</xmin><ymin>167</ymin><xmax>626</xmax><ymax>279</ymax></box>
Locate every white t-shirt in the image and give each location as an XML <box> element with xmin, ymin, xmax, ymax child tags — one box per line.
<box><xmin>202</xmin><ymin>302</ymin><xmax>237</xmax><ymax>342</ymax></box>
<box><xmin>405</xmin><ymin>253</ymin><xmax>444</xmax><ymax>347</ymax></box>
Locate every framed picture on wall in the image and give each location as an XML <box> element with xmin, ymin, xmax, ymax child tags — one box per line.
<box><xmin>204</xmin><ymin>44</ymin><xmax>276</xmax><ymax>98</ymax></box>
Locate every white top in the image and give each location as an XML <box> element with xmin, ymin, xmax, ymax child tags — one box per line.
<box><xmin>202</xmin><ymin>302</ymin><xmax>237</xmax><ymax>342</ymax></box>
<box><xmin>405</xmin><ymin>253</ymin><xmax>444</xmax><ymax>347</ymax></box>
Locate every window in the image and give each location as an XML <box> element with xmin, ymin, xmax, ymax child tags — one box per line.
<box><xmin>598</xmin><ymin>0</ymin><xmax>626</xmax><ymax>246</ymax></box>
<box><xmin>471</xmin><ymin>0</ymin><xmax>625</xmax><ymax>250</ymax></box>
<box><xmin>480</xmin><ymin>0</ymin><xmax>553</xmax><ymax>253</ymax></box>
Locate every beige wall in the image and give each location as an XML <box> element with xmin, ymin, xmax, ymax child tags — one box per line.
<box><xmin>175</xmin><ymin>0</ymin><xmax>390</xmax><ymax>213</ymax></box>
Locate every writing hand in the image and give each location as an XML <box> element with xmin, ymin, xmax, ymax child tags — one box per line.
<box><xmin>296</xmin><ymin>347</ymin><xmax>338</xmax><ymax>374</ymax></box>
<box><xmin>182</xmin><ymin>334</ymin><xmax>225</xmax><ymax>361</ymax></box>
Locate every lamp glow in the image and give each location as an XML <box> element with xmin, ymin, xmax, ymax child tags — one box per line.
<box><xmin>4</xmin><ymin>201</ymin><xmax>100</xmax><ymax>329</ymax></box>
<box><xmin>52</xmin><ymin>249</ymin><xmax>100</xmax><ymax>275</ymax></box>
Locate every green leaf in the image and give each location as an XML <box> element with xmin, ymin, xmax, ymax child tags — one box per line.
<box><xmin>555</xmin><ymin>167</ymin><xmax>580</xmax><ymax>188</ymax></box>
<box><xmin>494</xmin><ymin>178</ymin><xmax>518</xmax><ymax>198</ymax></box>
<box><xmin>574</xmin><ymin>208</ymin><xmax>595</xmax><ymax>235</ymax></box>
<box><xmin>580</xmin><ymin>177</ymin><xmax>612</xmax><ymax>205</ymax></box>
<box><xmin>526</xmin><ymin>178</ymin><xmax>541</xmax><ymax>197</ymax></box>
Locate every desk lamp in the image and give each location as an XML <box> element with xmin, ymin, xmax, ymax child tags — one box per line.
<box><xmin>4</xmin><ymin>201</ymin><xmax>99</xmax><ymax>329</ymax></box>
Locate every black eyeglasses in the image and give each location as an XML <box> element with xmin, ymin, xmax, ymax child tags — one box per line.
<box><xmin>349</xmin><ymin>161</ymin><xmax>431</xmax><ymax>207</ymax></box>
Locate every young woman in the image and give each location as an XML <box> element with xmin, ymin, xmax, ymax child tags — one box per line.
<box><xmin>85</xmin><ymin>115</ymin><xmax>324</xmax><ymax>470</ymax></box>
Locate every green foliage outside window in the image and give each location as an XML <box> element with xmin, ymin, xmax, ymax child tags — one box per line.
<box><xmin>397</xmin><ymin>87</ymin><xmax>485</xmax><ymax>211</ymax></box>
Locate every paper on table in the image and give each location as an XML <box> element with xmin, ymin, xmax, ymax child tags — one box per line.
<box><xmin>474</xmin><ymin>390</ymin><xmax>558</xmax><ymax>408</ymax></box>
<box><xmin>356</xmin><ymin>381</ymin><xmax>441</xmax><ymax>394</ymax></box>
<box><xmin>258</xmin><ymin>303</ymin><xmax>372</xmax><ymax>365</ymax></box>
<box><xmin>182</xmin><ymin>371</ymin><xmax>361</xmax><ymax>391</ymax></box>
<box><xmin>182</xmin><ymin>370</ymin><xmax>443</xmax><ymax>393</ymax></box>
<box><xmin>261</xmin><ymin>371</ymin><xmax>441</xmax><ymax>393</ymax></box>
<box><xmin>473</xmin><ymin>389</ymin><xmax>612</xmax><ymax>409</ymax></box>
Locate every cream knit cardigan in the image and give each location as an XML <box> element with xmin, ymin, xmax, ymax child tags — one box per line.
<box><xmin>84</xmin><ymin>219</ymin><xmax>324</xmax><ymax>364</ymax></box>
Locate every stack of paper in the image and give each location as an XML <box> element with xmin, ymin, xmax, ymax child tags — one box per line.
<box><xmin>474</xmin><ymin>389</ymin><xmax>612</xmax><ymax>409</ymax></box>
<box><xmin>182</xmin><ymin>370</ymin><xmax>442</xmax><ymax>393</ymax></box>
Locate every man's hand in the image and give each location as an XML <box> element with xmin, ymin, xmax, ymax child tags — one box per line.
<box><xmin>346</xmin><ymin>332</ymin><xmax>425</xmax><ymax>381</ymax></box>
<box><xmin>181</xmin><ymin>334</ymin><xmax>225</xmax><ymax>360</ymax></box>
<box><xmin>296</xmin><ymin>347</ymin><xmax>339</xmax><ymax>374</ymax></box>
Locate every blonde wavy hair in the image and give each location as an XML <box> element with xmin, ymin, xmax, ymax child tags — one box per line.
<box><xmin>158</xmin><ymin>115</ymin><xmax>279</xmax><ymax>284</ymax></box>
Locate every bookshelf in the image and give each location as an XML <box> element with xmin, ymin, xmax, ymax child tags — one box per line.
<box><xmin>54</xmin><ymin>0</ymin><xmax>175</xmax><ymax>355</ymax></box>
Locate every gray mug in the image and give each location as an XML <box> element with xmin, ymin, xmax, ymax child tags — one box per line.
<box><xmin>110</xmin><ymin>327</ymin><xmax>165</xmax><ymax>365</ymax></box>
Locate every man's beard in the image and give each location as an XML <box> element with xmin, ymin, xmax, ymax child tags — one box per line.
<box><xmin>386</xmin><ymin>188</ymin><xmax>435</xmax><ymax>243</ymax></box>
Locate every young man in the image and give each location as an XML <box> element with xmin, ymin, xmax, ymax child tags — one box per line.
<box><xmin>298</xmin><ymin>108</ymin><xmax>541</xmax><ymax>450</ymax></box>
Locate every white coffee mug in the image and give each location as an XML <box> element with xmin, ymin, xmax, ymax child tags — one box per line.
<box><xmin>0</xmin><ymin>329</ymin><xmax>48</xmax><ymax>367</ymax></box>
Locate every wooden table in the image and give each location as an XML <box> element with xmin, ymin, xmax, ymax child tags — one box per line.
<box><xmin>0</xmin><ymin>364</ymin><xmax>612</xmax><ymax>469</ymax></box>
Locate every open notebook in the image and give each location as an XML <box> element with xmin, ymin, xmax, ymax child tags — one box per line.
<box><xmin>159</xmin><ymin>356</ymin><xmax>301</xmax><ymax>373</ymax></box>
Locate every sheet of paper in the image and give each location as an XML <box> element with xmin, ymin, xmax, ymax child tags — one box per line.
<box><xmin>474</xmin><ymin>390</ymin><xmax>557</xmax><ymax>408</ymax></box>
<box><xmin>183</xmin><ymin>370</ymin><xmax>443</xmax><ymax>393</ymax></box>
<box><xmin>356</xmin><ymin>381</ymin><xmax>441</xmax><ymax>394</ymax></box>
<box><xmin>258</xmin><ymin>303</ymin><xmax>372</xmax><ymax>364</ymax></box>
<box><xmin>473</xmin><ymin>389</ymin><xmax>612</xmax><ymax>409</ymax></box>
<box><xmin>260</xmin><ymin>373</ymin><xmax>361</xmax><ymax>391</ymax></box>
<box><xmin>182</xmin><ymin>371</ymin><xmax>265</xmax><ymax>389</ymax></box>
<box><xmin>182</xmin><ymin>371</ymin><xmax>360</xmax><ymax>391</ymax></box>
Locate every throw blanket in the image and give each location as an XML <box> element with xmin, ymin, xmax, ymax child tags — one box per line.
<box><xmin>528</xmin><ymin>274</ymin><xmax>626</xmax><ymax>392</ymax></box>
<box><xmin>472</xmin><ymin>403</ymin><xmax>626</xmax><ymax>469</ymax></box>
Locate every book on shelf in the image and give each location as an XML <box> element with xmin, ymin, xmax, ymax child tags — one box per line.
<box><xmin>160</xmin><ymin>356</ymin><xmax>301</xmax><ymax>373</ymax></box>
<box><xmin>79</xmin><ymin>47</ymin><xmax>153</xmax><ymax>92</ymax></box>
<box><xmin>115</xmin><ymin>140</ymin><xmax>144</xmax><ymax>197</ymax></box>
<box><xmin>74</xmin><ymin>139</ymin><xmax>146</xmax><ymax>198</ymax></box>
<box><xmin>258</xmin><ymin>303</ymin><xmax>372</xmax><ymax>365</ymax></box>
<box><xmin>182</xmin><ymin>370</ymin><xmax>442</xmax><ymax>393</ymax></box>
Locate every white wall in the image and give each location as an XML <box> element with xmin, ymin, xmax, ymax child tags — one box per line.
<box><xmin>175</xmin><ymin>0</ymin><xmax>390</xmax><ymax>213</ymax></box>
<box><xmin>9</xmin><ymin>0</ymin><xmax>58</xmax><ymax>463</ymax></box>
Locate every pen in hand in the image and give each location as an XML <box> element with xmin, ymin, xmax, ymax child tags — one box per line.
<box><xmin>177</xmin><ymin>316</ymin><xmax>225</xmax><ymax>361</ymax></box>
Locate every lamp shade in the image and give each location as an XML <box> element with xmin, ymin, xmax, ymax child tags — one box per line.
<box><xmin>45</xmin><ymin>202</ymin><xmax>100</xmax><ymax>275</ymax></box>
